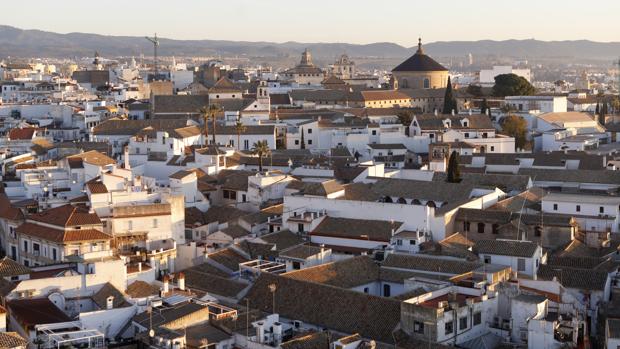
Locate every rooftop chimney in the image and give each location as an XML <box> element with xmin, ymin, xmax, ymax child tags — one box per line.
<box><xmin>124</xmin><ymin>146</ymin><xmax>130</xmax><ymax>169</ymax></box>
<box><xmin>178</xmin><ymin>272</ymin><xmax>185</xmax><ymax>291</ymax></box>
<box><xmin>106</xmin><ymin>296</ymin><xmax>114</xmax><ymax>310</ymax></box>
<box><xmin>163</xmin><ymin>275</ymin><xmax>170</xmax><ymax>294</ymax></box>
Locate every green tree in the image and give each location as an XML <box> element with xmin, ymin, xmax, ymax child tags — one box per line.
<box><xmin>480</xmin><ymin>98</ymin><xmax>489</xmax><ymax>115</ymax></box>
<box><xmin>492</xmin><ymin>74</ymin><xmax>536</xmax><ymax>97</ymax></box>
<box><xmin>443</xmin><ymin>76</ymin><xmax>457</xmax><ymax>114</ymax></box>
<box><xmin>252</xmin><ymin>140</ymin><xmax>270</xmax><ymax>172</ymax></box>
<box><xmin>446</xmin><ymin>151</ymin><xmax>461</xmax><ymax>183</ymax></box>
<box><xmin>466</xmin><ymin>84</ymin><xmax>484</xmax><ymax>97</ymax></box>
<box><xmin>396</xmin><ymin>111</ymin><xmax>414</xmax><ymax>136</ymax></box>
<box><xmin>300</xmin><ymin>127</ymin><xmax>306</xmax><ymax>149</ymax></box>
<box><xmin>234</xmin><ymin>118</ymin><xmax>247</xmax><ymax>151</ymax></box>
<box><xmin>501</xmin><ymin>114</ymin><xmax>528</xmax><ymax>150</ymax></box>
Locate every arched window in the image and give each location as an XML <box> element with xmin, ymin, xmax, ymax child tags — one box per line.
<box><xmin>397</xmin><ymin>197</ymin><xmax>407</xmax><ymax>204</ymax></box>
<box><xmin>383</xmin><ymin>196</ymin><xmax>393</xmax><ymax>203</ymax></box>
<box><xmin>401</xmin><ymin>79</ymin><xmax>409</xmax><ymax>89</ymax></box>
<box><xmin>534</xmin><ymin>226</ymin><xmax>542</xmax><ymax>237</ymax></box>
<box><xmin>412</xmin><ymin>199</ymin><xmax>421</xmax><ymax>205</ymax></box>
<box><xmin>383</xmin><ymin>284</ymin><xmax>391</xmax><ymax>297</ymax></box>
<box><xmin>477</xmin><ymin>223</ymin><xmax>485</xmax><ymax>234</ymax></box>
<box><xmin>423</xmin><ymin>78</ymin><xmax>430</xmax><ymax>89</ymax></box>
<box><xmin>426</xmin><ymin>201</ymin><xmax>436</xmax><ymax>208</ymax></box>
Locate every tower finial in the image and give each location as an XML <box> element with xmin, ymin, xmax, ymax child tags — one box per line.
<box><xmin>417</xmin><ymin>37</ymin><xmax>423</xmax><ymax>54</ymax></box>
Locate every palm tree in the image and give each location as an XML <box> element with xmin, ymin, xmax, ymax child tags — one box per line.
<box><xmin>234</xmin><ymin>118</ymin><xmax>247</xmax><ymax>151</ymax></box>
<box><xmin>199</xmin><ymin>104</ymin><xmax>221</xmax><ymax>146</ymax></box>
<box><xmin>252</xmin><ymin>140</ymin><xmax>270</xmax><ymax>172</ymax></box>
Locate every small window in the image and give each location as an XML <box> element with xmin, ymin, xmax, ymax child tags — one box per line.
<box><xmin>396</xmin><ymin>239</ymin><xmax>402</xmax><ymax>246</ymax></box>
<box><xmin>307</xmin><ymin>129</ymin><xmax>313</xmax><ymax>134</ymax></box>
<box><xmin>517</xmin><ymin>258</ymin><xmax>526</xmax><ymax>271</ymax></box>
<box><xmin>492</xmin><ymin>224</ymin><xmax>499</xmax><ymax>234</ymax></box>
<box><xmin>459</xmin><ymin>317</ymin><xmax>468</xmax><ymax>330</ymax></box>
<box><xmin>600</xmin><ymin>206</ymin><xmax>604</xmax><ymax>214</ymax></box>
<box><xmin>477</xmin><ymin>222</ymin><xmax>485</xmax><ymax>234</ymax></box>
<box><xmin>473</xmin><ymin>312</ymin><xmax>482</xmax><ymax>326</ymax></box>
<box><xmin>576</xmin><ymin>205</ymin><xmax>581</xmax><ymax>212</ymax></box>
<box><xmin>484</xmin><ymin>255</ymin><xmax>491</xmax><ymax>264</ymax></box>
<box><xmin>413</xmin><ymin>321</ymin><xmax>424</xmax><ymax>334</ymax></box>
<box><xmin>363</xmin><ymin>287</ymin><xmax>369</xmax><ymax>293</ymax></box>
<box><xmin>490</xmin><ymin>146</ymin><xmax>495</xmax><ymax>151</ymax></box>
<box><xmin>445</xmin><ymin>321</ymin><xmax>453</xmax><ymax>335</ymax></box>
<box><xmin>308</xmin><ymin>140</ymin><xmax>313</xmax><ymax>145</ymax></box>
<box><xmin>463</xmin><ymin>221</ymin><xmax>470</xmax><ymax>232</ymax></box>
<box><xmin>372</xmin><ymin>130</ymin><xmax>377</xmax><ymax>135</ymax></box>
<box><xmin>553</xmin><ymin>204</ymin><xmax>558</xmax><ymax>211</ymax></box>
<box><xmin>383</xmin><ymin>284</ymin><xmax>391</xmax><ymax>297</ymax></box>
<box><xmin>152</xmin><ymin>219</ymin><xmax>158</xmax><ymax>228</ymax></box>
<box><xmin>409</xmin><ymin>240</ymin><xmax>416</xmax><ymax>245</ymax></box>
<box><xmin>295</xmin><ymin>140</ymin><xmax>299</xmax><ymax>145</ymax></box>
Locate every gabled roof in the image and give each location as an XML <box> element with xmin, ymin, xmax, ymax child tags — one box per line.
<box><xmin>28</xmin><ymin>204</ymin><xmax>101</xmax><ymax>227</ymax></box>
<box><xmin>126</xmin><ymin>281</ymin><xmax>160</xmax><ymax>298</ymax></box>
<box><xmin>8</xmin><ymin>127</ymin><xmax>37</xmax><ymax>140</ymax></box>
<box><xmin>0</xmin><ymin>257</ymin><xmax>31</xmax><ymax>278</ymax></box>
<box><xmin>382</xmin><ymin>253</ymin><xmax>482</xmax><ymax>275</ymax></box>
<box><xmin>152</xmin><ymin>95</ymin><xmax>209</xmax><ymax>114</ymax></box>
<box><xmin>208</xmin><ymin>77</ymin><xmax>241</xmax><ymax>93</ymax></box>
<box><xmin>537</xmin><ymin>264</ymin><xmax>609</xmax><ymax>291</ymax></box>
<box><xmin>284</xmin><ymin>255</ymin><xmax>379</xmax><ymax>288</ymax></box>
<box><xmin>414</xmin><ymin>113</ymin><xmax>494</xmax><ymax>130</ymax></box>
<box><xmin>473</xmin><ymin>239</ymin><xmax>540</xmax><ymax>258</ymax></box>
<box><xmin>67</xmin><ymin>150</ymin><xmax>115</xmax><ymax>167</ymax></box>
<box><xmin>16</xmin><ymin>223</ymin><xmax>111</xmax><ymax>243</ymax></box>
<box><xmin>92</xmin><ymin>282</ymin><xmax>129</xmax><ymax>309</ymax></box>
<box><xmin>311</xmin><ymin>217</ymin><xmax>402</xmax><ymax>243</ymax></box>
<box><xmin>289</xmin><ymin>179</ymin><xmax>344</xmax><ymax>197</ymax></box>
<box><xmin>244</xmin><ymin>273</ymin><xmax>401</xmax><ymax>343</ymax></box>
<box><xmin>93</xmin><ymin>119</ymin><xmax>192</xmax><ymax>136</ymax></box>
<box><xmin>0</xmin><ymin>194</ymin><xmax>24</xmax><ymax>221</ymax></box>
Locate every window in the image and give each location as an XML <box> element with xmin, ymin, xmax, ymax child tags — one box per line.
<box><xmin>413</xmin><ymin>321</ymin><xmax>424</xmax><ymax>334</ymax></box>
<box><xmin>298</xmin><ymin>223</ymin><xmax>304</xmax><ymax>233</ymax></box>
<box><xmin>464</xmin><ymin>132</ymin><xmax>470</xmax><ymax>138</ymax></box>
<box><xmin>242</xmin><ymin>194</ymin><xmax>247</xmax><ymax>202</ymax></box>
<box><xmin>127</xmin><ymin>220</ymin><xmax>133</xmax><ymax>230</ymax></box>
<box><xmin>23</xmin><ymin>259</ymin><xmax>29</xmax><ymax>267</ymax></box>
<box><xmin>396</xmin><ymin>239</ymin><xmax>402</xmax><ymax>246</ymax></box>
<box><xmin>553</xmin><ymin>204</ymin><xmax>558</xmax><ymax>211</ymax></box>
<box><xmin>517</xmin><ymin>258</ymin><xmax>526</xmax><ymax>271</ymax></box>
<box><xmin>423</xmin><ymin>78</ymin><xmax>430</xmax><ymax>89</ymax></box>
<box><xmin>473</xmin><ymin>312</ymin><xmax>482</xmax><ymax>326</ymax></box>
<box><xmin>459</xmin><ymin>317</ymin><xmax>468</xmax><ymax>330</ymax></box>
<box><xmin>244</xmin><ymin>140</ymin><xmax>249</xmax><ymax>150</ymax></box>
<box><xmin>576</xmin><ymin>205</ymin><xmax>580</xmax><ymax>212</ymax></box>
<box><xmin>600</xmin><ymin>206</ymin><xmax>605</xmax><ymax>214</ymax></box>
<box><xmin>33</xmin><ymin>243</ymin><xmax>40</xmax><ymax>255</ymax></box>
<box><xmin>52</xmin><ymin>248</ymin><xmax>57</xmax><ymax>261</ymax></box>
<box><xmin>308</xmin><ymin>140</ymin><xmax>313</xmax><ymax>145</ymax></box>
<box><xmin>409</xmin><ymin>240</ymin><xmax>416</xmax><ymax>245</ymax></box>
<box><xmin>484</xmin><ymin>255</ymin><xmax>491</xmax><ymax>264</ymax></box>
<box><xmin>445</xmin><ymin>321</ymin><xmax>453</xmax><ymax>335</ymax></box>
<box><xmin>307</xmin><ymin>129</ymin><xmax>312</xmax><ymax>134</ymax></box>
<box><xmin>482</xmin><ymin>132</ymin><xmax>487</xmax><ymax>138</ymax></box>
<box><xmin>292</xmin><ymin>261</ymin><xmax>301</xmax><ymax>270</ymax></box>
<box><xmin>383</xmin><ymin>284</ymin><xmax>391</xmax><ymax>297</ymax></box>
<box><xmin>9</xmin><ymin>226</ymin><xmax>16</xmax><ymax>239</ymax></box>
<box><xmin>372</xmin><ymin>130</ymin><xmax>377</xmax><ymax>135</ymax></box>
<box><xmin>492</xmin><ymin>224</ymin><xmax>499</xmax><ymax>234</ymax></box>
<box><xmin>490</xmin><ymin>146</ymin><xmax>495</xmax><ymax>152</ymax></box>
<box><xmin>477</xmin><ymin>222</ymin><xmax>485</xmax><ymax>234</ymax></box>
<box><xmin>363</xmin><ymin>287</ymin><xmax>369</xmax><ymax>293</ymax></box>
<box><xmin>152</xmin><ymin>219</ymin><xmax>158</xmax><ymax>228</ymax></box>
<box><xmin>295</xmin><ymin>140</ymin><xmax>299</xmax><ymax>145</ymax></box>
<box><xmin>463</xmin><ymin>221</ymin><xmax>470</xmax><ymax>232</ymax></box>
<box><xmin>23</xmin><ymin>240</ymin><xmax>28</xmax><ymax>253</ymax></box>
<box><xmin>534</xmin><ymin>226</ymin><xmax>542</xmax><ymax>237</ymax></box>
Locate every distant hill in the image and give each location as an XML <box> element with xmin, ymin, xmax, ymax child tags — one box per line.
<box><xmin>0</xmin><ymin>25</ymin><xmax>619</xmax><ymax>61</ymax></box>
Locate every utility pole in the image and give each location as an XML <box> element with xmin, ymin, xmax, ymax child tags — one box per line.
<box><xmin>145</xmin><ymin>33</ymin><xmax>160</xmax><ymax>77</ymax></box>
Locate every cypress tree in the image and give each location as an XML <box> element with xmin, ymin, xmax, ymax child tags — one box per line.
<box><xmin>446</xmin><ymin>151</ymin><xmax>461</xmax><ymax>183</ymax></box>
<box><xmin>595</xmin><ymin>102</ymin><xmax>600</xmax><ymax>116</ymax></box>
<box><xmin>443</xmin><ymin>76</ymin><xmax>457</xmax><ymax>114</ymax></box>
<box><xmin>480</xmin><ymin>98</ymin><xmax>489</xmax><ymax>115</ymax></box>
<box><xmin>300</xmin><ymin>127</ymin><xmax>306</xmax><ymax>149</ymax></box>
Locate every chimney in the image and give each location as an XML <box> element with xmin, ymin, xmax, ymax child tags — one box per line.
<box><xmin>178</xmin><ymin>272</ymin><xmax>185</xmax><ymax>291</ymax></box>
<box><xmin>256</xmin><ymin>322</ymin><xmax>265</xmax><ymax>344</ymax></box>
<box><xmin>163</xmin><ymin>275</ymin><xmax>170</xmax><ymax>294</ymax></box>
<box><xmin>273</xmin><ymin>322</ymin><xmax>283</xmax><ymax>345</ymax></box>
<box><xmin>106</xmin><ymin>296</ymin><xmax>114</xmax><ymax>310</ymax></box>
<box><xmin>451</xmin><ymin>109</ymin><xmax>455</xmax><ymax>116</ymax></box>
<box><xmin>138</xmin><ymin>262</ymin><xmax>142</xmax><ymax>272</ymax></box>
<box><xmin>434</xmin><ymin>109</ymin><xmax>438</xmax><ymax>116</ymax></box>
<box><xmin>124</xmin><ymin>146</ymin><xmax>130</xmax><ymax>169</ymax></box>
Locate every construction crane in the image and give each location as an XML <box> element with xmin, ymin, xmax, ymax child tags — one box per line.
<box><xmin>145</xmin><ymin>33</ymin><xmax>159</xmax><ymax>77</ymax></box>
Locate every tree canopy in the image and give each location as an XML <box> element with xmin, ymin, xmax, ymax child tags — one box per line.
<box><xmin>446</xmin><ymin>151</ymin><xmax>461</xmax><ymax>183</ymax></box>
<box><xmin>501</xmin><ymin>114</ymin><xmax>528</xmax><ymax>150</ymax></box>
<box><xmin>492</xmin><ymin>74</ymin><xmax>536</xmax><ymax>97</ymax></box>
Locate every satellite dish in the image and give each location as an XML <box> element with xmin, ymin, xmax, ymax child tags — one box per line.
<box><xmin>149</xmin><ymin>329</ymin><xmax>155</xmax><ymax>338</ymax></box>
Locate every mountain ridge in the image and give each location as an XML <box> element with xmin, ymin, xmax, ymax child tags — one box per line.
<box><xmin>0</xmin><ymin>25</ymin><xmax>619</xmax><ymax>61</ymax></box>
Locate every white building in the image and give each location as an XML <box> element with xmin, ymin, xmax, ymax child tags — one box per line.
<box><xmin>479</xmin><ymin>66</ymin><xmax>531</xmax><ymax>86</ymax></box>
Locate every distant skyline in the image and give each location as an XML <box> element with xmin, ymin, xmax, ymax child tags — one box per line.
<box><xmin>3</xmin><ymin>0</ymin><xmax>620</xmax><ymax>45</ymax></box>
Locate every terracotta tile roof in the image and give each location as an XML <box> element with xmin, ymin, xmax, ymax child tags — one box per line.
<box><xmin>126</xmin><ymin>281</ymin><xmax>160</xmax><ymax>298</ymax></box>
<box><xmin>284</xmin><ymin>255</ymin><xmax>380</xmax><ymax>288</ymax></box>
<box><xmin>203</xmin><ymin>206</ymin><xmax>247</xmax><ymax>225</ymax></box>
<box><xmin>382</xmin><ymin>253</ymin><xmax>482</xmax><ymax>275</ymax></box>
<box><xmin>207</xmin><ymin>248</ymin><xmax>249</xmax><ymax>272</ymax></box>
<box><xmin>258</xmin><ymin>230</ymin><xmax>305</xmax><ymax>251</ymax></box>
<box><xmin>392</xmin><ymin>49</ymin><xmax>448</xmax><ymax>72</ymax></box>
<box><xmin>8</xmin><ymin>128</ymin><xmax>37</xmax><ymax>140</ymax></box>
<box><xmin>0</xmin><ymin>257</ymin><xmax>31</xmax><ymax>278</ymax></box>
<box><xmin>244</xmin><ymin>273</ymin><xmax>401</xmax><ymax>343</ymax></box>
<box><xmin>7</xmin><ymin>298</ymin><xmax>71</xmax><ymax>326</ymax></box>
<box><xmin>360</xmin><ymin>90</ymin><xmax>412</xmax><ymax>102</ymax></box>
<box><xmin>473</xmin><ymin>239</ymin><xmax>540</xmax><ymax>258</ymax></box>
<box><xmin>92</xmin><ymin>282</ymin><xmax>129</xmax><ymax>309</ymax></box>
<box><xmin>87</xmin><ymin>182</ymin><xmax>108</xmax><ymax>194</ymax></box>
<box><xmin>16</xmin><ymin>223</ymin><xmax>111</xmax><ymax>243</ymax></box>
<box><xmin>537</xmin><ymin>264</ymin><xmax>609</xmax><ymax>291</ymax></box>
<box><xmin>280</xmin><ymin>331</ymin><xmax>331</xmax><ymax>349</ymax></box>
<box><xmin>0</xmin><ymin>332</ymin><xmax>28</xmax><ymax>349</ymax></box>
<box><xmin>311</xmin><ymin>217</ymin><xmax>403</xmax><ymax>243</ymax></box>
<box><xmin>67</xmin><ymin>150</ymin><xmax>115</xmax><ymax>167</ymax></box>
<box><xmin>279</xmin><ymin>244</ymin><xmax>323</xmax><ymax>260</ymax></box>
<box><xmin>0</xmin><ymin>194</ymin><xmax>24</xmax><ymax>221</ymax></box>
<box><xmin>28</xmin><ymin>204</ymin><xmax>101</xmax><ymax>227</ymax></box>
<box><xmin>183</xmin><ymin>269</ymin><xmax>248</xmax><ymax>298</ymax></box>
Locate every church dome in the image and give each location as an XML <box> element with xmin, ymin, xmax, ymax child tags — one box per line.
<box><xmin>392</xmin><ymin>38</ymin><xmax>448</xmax><ymax>72</ymax></box>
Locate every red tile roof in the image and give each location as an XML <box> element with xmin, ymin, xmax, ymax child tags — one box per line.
<box><xmin>28</xmin><ymin>204</ymin><xmax>101</xmax><ymax>227</ymax></box>
<box><xmin>0</xmin><ymin>194</ymin><xmax>24</xmax><ymax>221</ymax></box>
<box><xmin>8</xmin><ymin>128</ymin><xmax>37</xmax><ymax>140</ymax></box>
<box><xmin>16</xmin><ymin>222</ymin><xmax>111</xmax><ymax>243</ymax></box>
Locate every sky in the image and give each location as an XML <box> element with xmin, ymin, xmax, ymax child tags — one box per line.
<box><xmin>3</xmin><ymin>0</ymin><xmax>620</xmax><ymax>46</ymax></box>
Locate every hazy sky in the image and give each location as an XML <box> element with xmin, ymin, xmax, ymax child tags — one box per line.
<box><xmin>4</xmin><ymin>0</ymin><xmax>620</xmax><ymax>46</ymax></box>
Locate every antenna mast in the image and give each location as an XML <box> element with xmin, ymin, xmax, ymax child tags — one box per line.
<box><xmin>145</xmin><ymin>33</ymin><xmax>160</xmax><ymax>78</ymax></box>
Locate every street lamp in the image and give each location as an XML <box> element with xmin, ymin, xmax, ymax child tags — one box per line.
<box><xmin>268</xmin><ymin>283</ymin><xmax>277</xmax><ymax>314</ymax></box>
